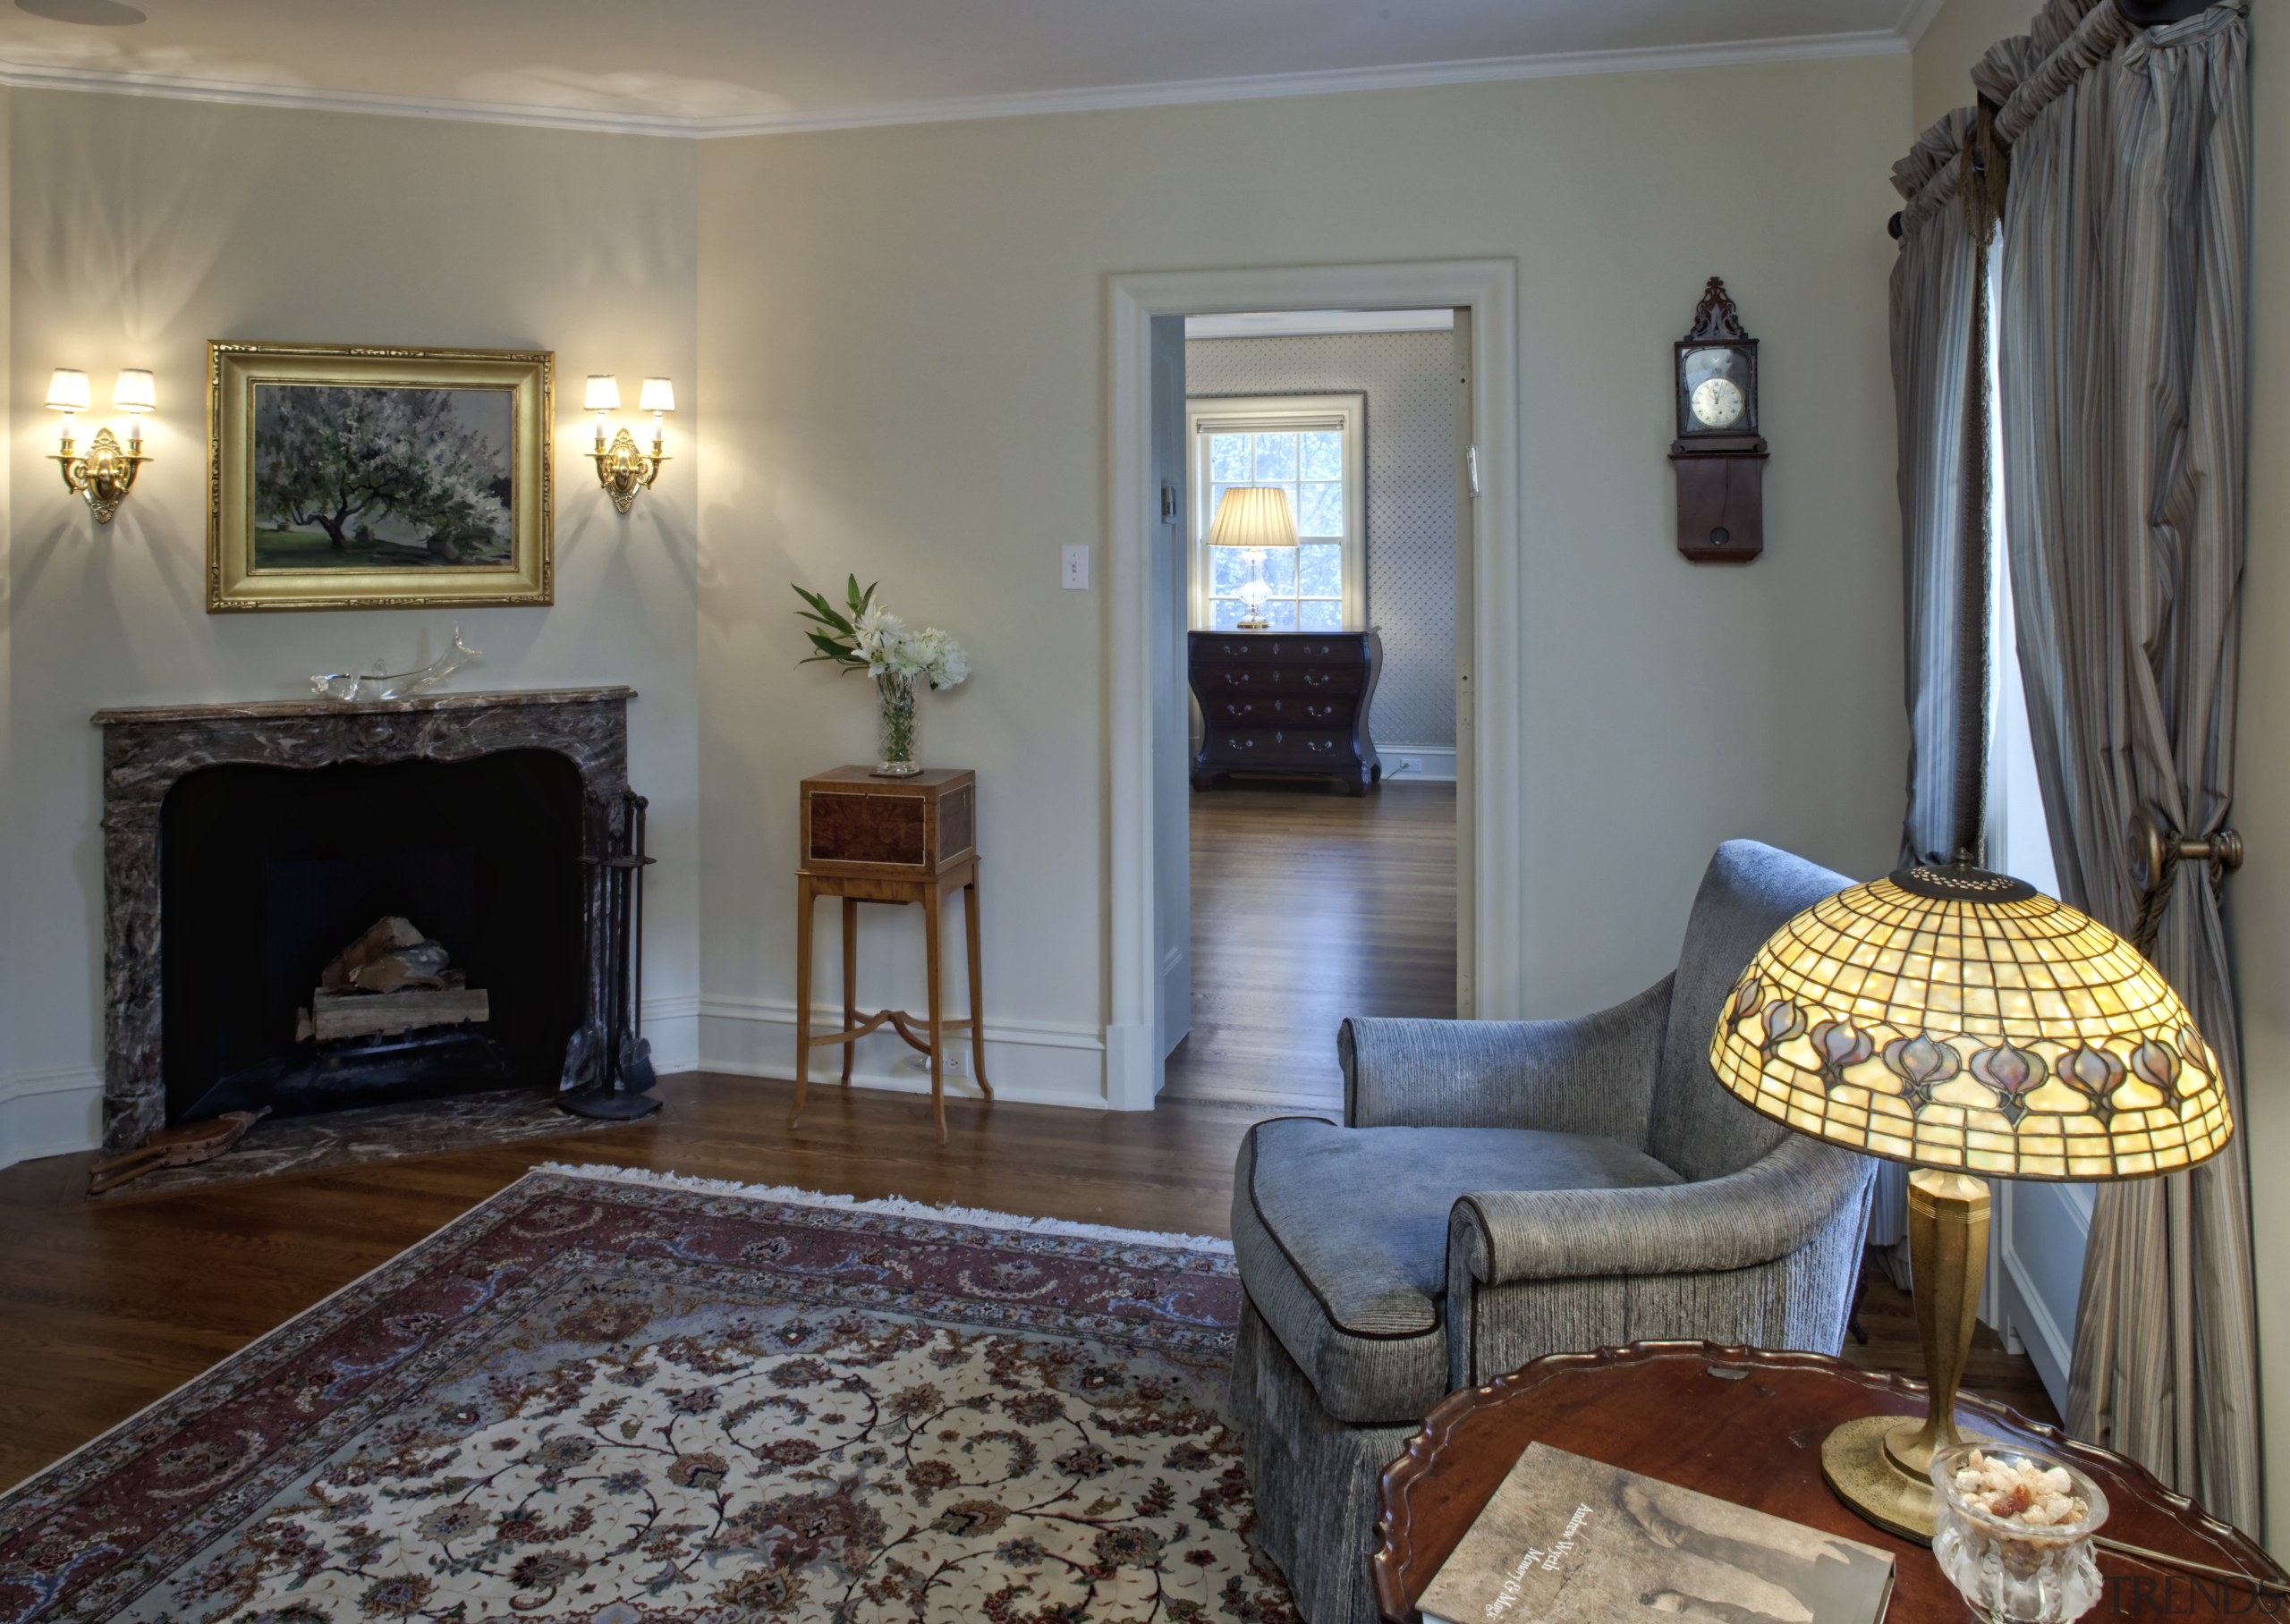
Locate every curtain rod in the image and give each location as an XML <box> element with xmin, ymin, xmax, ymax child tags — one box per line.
<box><xmin>1887</xmin><ymin>0</ymin><xmax>2216</xmax><ymax>239</ymax></box>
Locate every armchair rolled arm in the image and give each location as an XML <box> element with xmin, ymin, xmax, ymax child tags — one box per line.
<box><xmin>1448</xmin><ymin>1134</ymin><xmax>1875</xmax><ymax>1285</ymax></box>
<box><xmin>1340</xmin><ymin>975</ymin><xmax>1673</xmax><ymax>1136</ymax></box>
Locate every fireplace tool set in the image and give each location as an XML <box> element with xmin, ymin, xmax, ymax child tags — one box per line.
<box><xmin>560</xmin><ymin>790</ymin><xmax>662</xmax><ymax>1120</ymax></box>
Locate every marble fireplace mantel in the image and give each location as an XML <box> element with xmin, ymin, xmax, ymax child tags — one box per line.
<box><xmin>94</xmin><ymin>687</ymin><xmax>634</xmax><ymax>1152</ymax></box>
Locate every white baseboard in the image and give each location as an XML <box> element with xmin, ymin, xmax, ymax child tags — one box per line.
<box><xmin>0</xmin><ymin>1065</ymin><xmax>105</xmax><ymax>1169</ymax></box>
<box><xmin>640</xmin><ymin>994</ymin><xmax>700</xmax><ymax>1075</ymax></box>
<box><xmin>700</xmin><ymin>996</ymin><xmax>1110</xmax><ymax>1108</ymax></box>
<box><xmin>1380</xmin><ymin>744</ymin><xmax>1457</xmax><ymax>782</ymax></box>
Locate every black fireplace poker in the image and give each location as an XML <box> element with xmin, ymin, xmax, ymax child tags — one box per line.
<box><xmin>560</xmin><ymin>790</ymin><xmax>662</xmax><ymax>1121</ymax></box>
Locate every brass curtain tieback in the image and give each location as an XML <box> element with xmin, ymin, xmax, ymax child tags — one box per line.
<box><xmin>2129</xmin><ymin>808</ymin><xmax>2242</xmax><ymax>957</ymax></box>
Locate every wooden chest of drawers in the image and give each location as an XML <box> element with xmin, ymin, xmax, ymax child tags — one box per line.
<box><xmin>1189</xmin><ymin>630</ymin><xmax>1383</xmax><ymax>795</ymax></box>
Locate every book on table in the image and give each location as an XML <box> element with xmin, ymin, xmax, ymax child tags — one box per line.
<box><xmin>1417</xmin><ymin>1442</ymin><xmax>1896</xmax><ymax>1624</ymax></box>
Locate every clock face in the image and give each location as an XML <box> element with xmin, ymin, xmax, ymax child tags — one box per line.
<box><xmin>1691</xmin><ymin>376</ymin><xmax>1746</xmax><ymax>429</ymax></box>
<box><xmin>1679</xmin><ymin>344</ymin><xmax>1753</xmax><ymax>436</ymax></box>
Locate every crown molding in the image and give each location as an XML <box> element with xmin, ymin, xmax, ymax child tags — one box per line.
<box><xmin>0</xmin><ymin>25</ymin><xmax>1911</xmax><ymax>140</ymax></box>
<box><xmin>1892</xmin><ymin>0</ymin><xmax>1954</xmax><ymax>49</ymax></box>
<box><xmin>684</xmin><ymin>30</ymin><xmax>1910</xmax><ymax>137</ymax></box>
<box><xmin>0</xmin><ymin>58</ymin><xmax>698</xmax><ymax>135</ymax></box>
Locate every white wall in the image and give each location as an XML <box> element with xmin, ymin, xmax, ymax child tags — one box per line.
<box><xmin>0</xmin><ymin>55</ymin><xmax>1916</xmax><ymax>1152</ymax></box>
<box><xmin>692</xmin><ymin>57</ymin><xmax>1911</xmax><ymax>1104</ymax></box>
<box><xmin>0</xmin><ymin>92</ymin><xmax>703</xmax><ymax>1165</ymax></box>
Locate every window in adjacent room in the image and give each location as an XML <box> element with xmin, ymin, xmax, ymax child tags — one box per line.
<box><xmin>1186</xmin><ymin>393</ymin><xmax>1365</xmax><ymax>630</ymax></box>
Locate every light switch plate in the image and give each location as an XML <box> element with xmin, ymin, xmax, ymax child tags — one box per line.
<box><xmin>1062</xmin><ymin>545</ymin><xmax>1090</xmax><ymax>590</ymax></box>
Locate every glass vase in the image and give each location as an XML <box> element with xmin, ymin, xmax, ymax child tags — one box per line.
<box><xmin>875</xmin><ymin>672</ymin><xmax>921</xmax><ymax>777</ymax></box>
<box><xmin>1930</xmin><ymin>1442</ymin><xmax>2108</xmax><ymax>1623</ymax></box>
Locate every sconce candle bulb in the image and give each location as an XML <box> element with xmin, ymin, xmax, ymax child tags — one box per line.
<box><xmin>584</xmin><ymin>371</ymin><xmax>673</xmax><ymax>513</ymax></box>
<box><xmin>48</xmin><ymin>364</ymin><xmax>151</xmax><ymax>523</ymax></box>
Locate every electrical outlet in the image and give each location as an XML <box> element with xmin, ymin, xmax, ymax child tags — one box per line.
<box><xmin>1062</xmin><ymin>545</ymin><xmax>1090</xmax><ymax>590</ymax></box>
<box><xmin>902</xmin><ymin>1049</ymin><xmax>970</xmax><ymax>1078</ymax></box>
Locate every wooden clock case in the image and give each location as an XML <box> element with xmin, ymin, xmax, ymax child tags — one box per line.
<box><xmin>1670</xmin><ymin>277</ymin><xmax>1768</xmax><ymax>563</ymax></box>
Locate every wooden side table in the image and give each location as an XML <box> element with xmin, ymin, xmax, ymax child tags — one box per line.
<box><xmin>792</xmin><ymin>765</ymin><xmax>990</xmax><ymax>1142</ymax></box>
<box><xmin>1374</xmin><ymin>1342</ymin><xmax>2284</xmax><ymax>1623</ymax></box>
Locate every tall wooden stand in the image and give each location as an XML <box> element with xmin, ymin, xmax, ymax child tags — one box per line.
<box><xmin>791</xmin><ymin>766</ymin><xmax>988</xmax><ymax>1143</ymax></box>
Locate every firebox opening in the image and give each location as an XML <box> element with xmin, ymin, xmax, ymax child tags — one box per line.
<box><xmin>160</xmin><ymin>749</ymin><xmax>586</xmax><ymax>1123</ymax></box>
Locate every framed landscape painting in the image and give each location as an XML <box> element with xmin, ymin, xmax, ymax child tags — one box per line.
<box><xmin>207</xmin><ymin>342</ymin><xmax>554</xmax><ymax>611</ymax></box>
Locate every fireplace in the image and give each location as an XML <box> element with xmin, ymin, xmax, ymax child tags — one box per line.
<box><xmin>94</xmin><ymin>689</ymin><xmax>633</xmax><ymax>1152</ymax></box>
<box><xmin>159</xmin><ymin>751</ymin><xmax>585</xmax><ymax>1123</ymax></box>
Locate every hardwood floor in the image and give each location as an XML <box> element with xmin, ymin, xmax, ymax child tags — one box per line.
<box><xmin>1162</xmin><ymin>780</ymin><xmax>1456</xmax><ymax>1108</ymax></box>
<box><xmin>0</xmin><ymin>1069</ymin><xmax>2057</xmax><ymax>1493</ymax></box>
<box><xmin>0</xmin><ymin>1074</ymin><xmax>1287</xmax><ymax>1490</ymax></box>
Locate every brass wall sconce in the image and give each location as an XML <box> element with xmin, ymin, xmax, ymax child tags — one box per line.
<box><xmin>584</xmin><ymin>374</ymin><xmax>674</xmax><ymax>512</ymax></box>
<box><xmin>48</xmin><ymin>367</ymin><xmax>154</xmax><ymax>523</ymax></box>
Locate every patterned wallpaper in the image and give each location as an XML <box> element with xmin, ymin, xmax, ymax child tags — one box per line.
<box><xmin>1185</xmin><ymin>332</ymin><xmax>1456</xmax><ymax>749</ymax></box>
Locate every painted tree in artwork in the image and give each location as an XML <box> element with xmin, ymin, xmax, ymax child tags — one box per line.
<box><xmin>254</xmin><ymin>386</ymin><xmax>511</xmax><ymax>562</ymax></box>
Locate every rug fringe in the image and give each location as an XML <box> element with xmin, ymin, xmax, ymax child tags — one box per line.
<box><xmin>531</xmin><ymin>1161</ymin><xmax>1234</xmax><ymax>1255</ymax></box>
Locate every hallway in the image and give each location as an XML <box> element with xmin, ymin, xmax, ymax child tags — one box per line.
<box><xmin>1160</xmin><ymin>781</ymin><xmax>1456</xmax><ymax>1111</ymax></box>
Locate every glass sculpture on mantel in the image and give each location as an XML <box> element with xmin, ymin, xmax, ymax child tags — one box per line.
<box><xmin>310</xmin><ymin>625</ymin><xmax>482</xmax><ymax>703</ymax></box>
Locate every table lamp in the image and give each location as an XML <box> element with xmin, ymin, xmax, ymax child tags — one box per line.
<box><xmin>1209</xmin><ymin>486</ymin><xmax>1297</xmax><ymax>629</ymax></box>
<box><xmin>1709</xmin><ymin>859</ymin><xmax>2233</xmax><ymax>1541</ymax></box>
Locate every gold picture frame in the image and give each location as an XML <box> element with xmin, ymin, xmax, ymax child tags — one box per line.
<box><xmin>207</xmin><ymin>341</ymin><xmax>554</xmax><ymax>612</ymax></box>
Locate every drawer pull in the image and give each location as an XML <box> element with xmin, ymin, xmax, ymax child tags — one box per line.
<box><xmin>1302</xmin><ymin>672</ymin><xmax>1334</xmax><ymax>689</ymax></box>
<box><xmin>1304</xmin><ymin>738</ymin><xmax>1336</xmax><ymax>754</ymax></box>
<box><xmin>1304</xmin><ymin>703</ymin><xmax>1337</xmax><ymax>721</ymax></box>
<box><xmin>1223</xmin><ymin>701</ymin><xmax>1256</xmax><ymax>718</ymax></box>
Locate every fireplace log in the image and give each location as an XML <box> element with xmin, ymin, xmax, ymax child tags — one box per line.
<box><xmin>321</xmin><ymin>916</ymin><xmax>426</xmax><ymax>989</ymax></box>
<box><xmin>311</xmin><ymin>986</ymin><xmax>489</xmax><ymax>1041</ymax></box>
<box><xmin>350</xmin><ymin>942</ymin><xmax>454</xmax><ymax>993</ymax></box>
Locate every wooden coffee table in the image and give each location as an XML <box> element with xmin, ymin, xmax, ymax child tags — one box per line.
<box><xmin>1374</xmin><ymin>1342</ymin><xmax>2284</xmax><ymax>1623</ymax></box>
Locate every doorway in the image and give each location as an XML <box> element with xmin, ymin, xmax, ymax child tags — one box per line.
<box><xmin>1103</xmin><ymin>259</ymin><xmax>1521</xmax><ymax>1111</ymax></box>
<box><xmin>1161</xmin><ymin>312</ymin><xmax>1463</xmax><ymax>1108</ymax></box>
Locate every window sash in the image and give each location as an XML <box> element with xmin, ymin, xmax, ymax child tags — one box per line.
<box><xmin>1185</xmin><ymin>393</ymin><xmax>1365</xmax><ymax>631</ymax></box>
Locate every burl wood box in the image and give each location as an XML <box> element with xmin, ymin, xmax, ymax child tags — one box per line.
<box><xmin>799</xmin><ymin>765</ymin><xmax>977</xmax><ymax>879</ymax></box>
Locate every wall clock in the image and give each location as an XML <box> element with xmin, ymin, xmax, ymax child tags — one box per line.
<box><xmin>1670</xmin><ymin>278</ymin><xmax>1768</xmax><ymax>563</ymax></box>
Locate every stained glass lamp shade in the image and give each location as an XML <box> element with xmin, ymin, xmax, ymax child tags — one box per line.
<box><xmin>1709</xmin><ymin>859</ymin><xmax>2232</xmax><ymax>1540</ymax></box>
<box><xmin>1209</xmin><ymin>486</ymin><xmax>1296</xmax><ymax>630</ymax></box>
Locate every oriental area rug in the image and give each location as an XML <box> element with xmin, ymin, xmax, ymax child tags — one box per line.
<box><xmin>0</xmin><ymin>1164</ymin><xmax>1300</xmax><ymax>1624</ymax></box>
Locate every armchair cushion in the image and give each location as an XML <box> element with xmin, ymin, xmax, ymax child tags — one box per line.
<box><xmin>1232</xmin><ymin>1116</ymin><xmax>1681</xmax><ymax>1425</ymax></box>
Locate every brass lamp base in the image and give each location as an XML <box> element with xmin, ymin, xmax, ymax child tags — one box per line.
<box><xmin>1821</xmin><ymin>1166</ymin><xmax>1992</xmax><ymax>1544</ymax></box>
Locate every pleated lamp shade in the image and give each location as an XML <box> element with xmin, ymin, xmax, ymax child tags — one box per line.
<box><xmin>1209</xmin><ymin>486</ymin><xmax>1298</xmax><ymax>550</ymax></box>
<box><xmin>1709</xmin><ymin>861</ymin><xmax>2233</xmax><ymax>1180</ymax></box>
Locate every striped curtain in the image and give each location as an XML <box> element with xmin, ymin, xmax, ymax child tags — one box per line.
<box><xmin>1880</xmin><ymin>110</ymin><xmax>1986</xmax><ymax>1278</ymax></box>
<box><xmin>1890</xmin><ymin>109</ymin><xmax>1985</xmax><ymax>872</ymax></box>
<box><xmin>1989</xmin><ymin>0</ymin><xmax>2260</xmax><ymax>1529</ymax></box>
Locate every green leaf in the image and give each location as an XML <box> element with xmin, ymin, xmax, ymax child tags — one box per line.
<box><xmin>792</xmin><ymin>582</ymin><xmax>855</xmax><ymax>636</ymax></box>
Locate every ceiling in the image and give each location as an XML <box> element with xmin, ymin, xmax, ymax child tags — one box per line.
<box><xmin>0</xmin><ymin>0</ymin><xmax>1937</xmax><ymax>136</ymax></box>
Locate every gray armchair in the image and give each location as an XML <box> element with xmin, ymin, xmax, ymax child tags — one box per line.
<box><xmin>1229</xmin><ymin>841</ymin><xmax>1879</xmax><ymax>1624</ymax></box>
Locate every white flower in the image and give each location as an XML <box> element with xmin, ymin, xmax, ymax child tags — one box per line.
<box><xmin>889</xmin><ymin>635</ymin><xmax>934</xmax><ymax>680</ymax></box>
<box><xmin>853</xmin><ymin>605</ymin><xmax>905</xmax><ymax>665</ymax></box>
<box><xmin>926</xmin><ymin>634</ymin><xmax>969</xmax><ymax>689</ymax></box>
